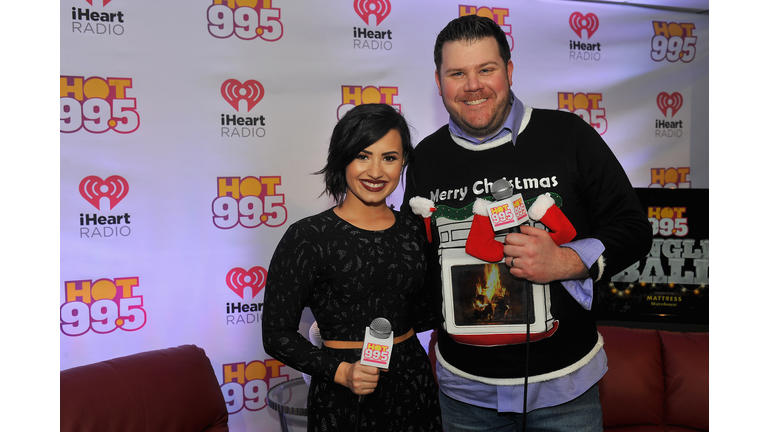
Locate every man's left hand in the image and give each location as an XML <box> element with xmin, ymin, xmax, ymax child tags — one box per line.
<box><xmin>503</xmin><ymin>225</ymin><xmax>588</xmax><ymax>283</ymax></box>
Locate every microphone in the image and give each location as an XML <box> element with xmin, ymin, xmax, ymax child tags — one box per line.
<box><xmin>356</xmin><ymin>318</ymin><xmax>393</xmax><ymax>429</ymax></box>
<box><xmin>360</xmin><ymin>317</ymin><xmax>393</xmax><ymax>369</ymax></box>
<box><xmin>490</xmin><ymin>178</ymin><xmax>532</xmax><ymax>428</ymax></box>
<box><xmin>487</xmin><ymin>178</ymin><xmax>530</xmax><ymax>233</ymax></box>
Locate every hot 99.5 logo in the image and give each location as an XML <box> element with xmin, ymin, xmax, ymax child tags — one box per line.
<box><xmin>650</xmin><ymin>21</ymin><xmax>697</xmax><ymax>63</ymax></box>
<box><xmin>60</xmin><ymin>76</ymin><xmax>140</xmax><ymax>134</ymax></box>
<box><xmin>212</xmin><ymin>176</ymin><xmax>287</xmax><ymax>229</ymax></box>
<box><xmin>60</xmin><ymin>277</ymin><xmax>146</xmax><ymax>336</ymax></box>
<box><xmin>557</xmin><ymin>92</ymin><xmax>607</xmax><ymax>135</ymax></box>
<box><xmin>207</xmin><ymin>0</ymin><xmax>283</xmax><ymax>41</ymax></box>
<box><xmin>647</xmin><ymin>206</ymin><xmax>688</xmax><ymax>237</ymax></box>
<box><xmin>221</xmin><ymin>359</ymin><xmax>289</xmax><ymax>413</ymax></box>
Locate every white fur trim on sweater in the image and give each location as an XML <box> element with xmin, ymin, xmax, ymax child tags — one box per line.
<box><xmin>449</xmin><ymin>130</ymin><xmax>512</xmax><ymax>151</ymax></box>
<box><xmin>595</xmin><ymin>255</ymin><xmax>606</xmax><ymax>282</ymax></box>
<box><xmin>519</xmin><ymin>105</ymin><xmax>533</xmax><ymax>134</ymax></box>
<box><xmin>409</xmin><ymin>196</ymin><xmax>435</xmax><ymax>217</ymax></box>
<box><xmin>448</xmin><ymin>106</ymin><xmax>534</xmax><ymax>151</ymax></box>
<box><xmin>528</xmin><ymin>193</ymin><xmax>555</xmax><ymax>221</ymax></box>
<box><xmin>435</xmin><ymin>331</ymin><xmax>604</xmax><ymax>386</ymax></box>
<box><xmin>473</xmin><ymin>198</ymin><xmax>489</xmax><ymax>216</ymax></box>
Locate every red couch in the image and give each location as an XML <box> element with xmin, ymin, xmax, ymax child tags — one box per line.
<box><xmin>60</xmin><ymin>344</ymin><xmax>229</xmax><ymax>432</ymax></box>
<box><xmin>598</xmin><ymin>325</ymin><xmax>709</xmax><ymax>431</ymax></box>
<box><xmin>427</xmin><ymin>325</ymin><xmax>709</xmax><ymax>431</ymax></box>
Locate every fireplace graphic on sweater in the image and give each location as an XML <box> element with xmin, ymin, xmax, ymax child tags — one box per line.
<box><xmin>436</xmin><ymin>214</ymin><xmax>558</xmax><ymax>347</ymax></box>
<box><xmin>450</xmin><ymin>261</ymin><xmax>532</xmax><ymax>325</ymax></box>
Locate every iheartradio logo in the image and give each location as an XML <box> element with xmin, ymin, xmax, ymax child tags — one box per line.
<box><xmin>354</xmin><ymin>0</ymin><xmax>391</xmax><ymax>26</ymax></box>
<box><xmin>221</xmin><ymin>79</ymin><xmax>265</xmax><ymax>112</ymax></box>
<box><xmin>226</xmin><ymin>266</ymin><xmax>267</xmax><ymax>299</ymax></box>
<box><xmin>657</xmin><ymin>92</ymin><xmax>683</xmax><ymax>117</ymax></box>
<box><xmin>79</xmin><ymin>175</ymin><xmax>129</xmax><ymax>210</ymax></box>
<box><xmin>569</xmin><ymin>12</ymin><xmax>599</xmax><ymax>39</ymax></box>
<box><xmin>86</xmin><ymin>0</ymin><xmax>112</xmax><ymax>6</ymax></box>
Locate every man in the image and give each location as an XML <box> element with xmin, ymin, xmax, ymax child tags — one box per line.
<box><xmin>402</xmin><ymin>15</ymin><xmax>652</xmax><ymax>431</ymax></box>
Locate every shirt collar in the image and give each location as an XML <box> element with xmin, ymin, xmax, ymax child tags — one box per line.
<box><xmin>448</xmin><ymin>90</ymin><xmax>525</xmax><ymax>146</ymax></box>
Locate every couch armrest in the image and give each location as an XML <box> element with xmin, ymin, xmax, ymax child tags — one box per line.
<box><xmin>660</xmin><ymin>330</ymin><xmax>709</xmax><ymax>431</ymax></box>
<box><xmin>61</xmin><ymin>345</ymin><xmax>229</xmax><ymax>432</ymax></box>
<box><xmin>598</xmin><ymin>326</ymin><xmax>665</xmax><ymax>428</ymax></box>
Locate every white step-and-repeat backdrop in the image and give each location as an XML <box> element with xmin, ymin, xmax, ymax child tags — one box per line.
<box><xmin>60</xmin><ymin>1</ymin><xmax>708</xmax><ymax>430</ymax></box>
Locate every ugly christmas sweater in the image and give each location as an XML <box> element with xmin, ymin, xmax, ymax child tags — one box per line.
<box><xmin>402</xmin><ymin>107</ymin><xmax>652</xmax><ymax>382</ymax></box>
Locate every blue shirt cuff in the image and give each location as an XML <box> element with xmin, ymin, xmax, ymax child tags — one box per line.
<box><xmin>560</xmin><ymin>239</ymin><xmax>605</xmax><ymax>311</ymax></box>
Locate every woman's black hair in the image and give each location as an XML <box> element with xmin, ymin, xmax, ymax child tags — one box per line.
<box><xmin>316</xmin><ymin>103</ymin><xmax>414</xmax><ymax>204</ymax></box>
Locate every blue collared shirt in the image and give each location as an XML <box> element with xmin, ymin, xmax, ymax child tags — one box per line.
<box><xmin>448</xmin><ymin>91</ymin><xmax>526</xmax><ymax>146</ymax></box>
<box><xmin>438</xmin><ymin>91</ymin><xmax>608</xmax><ymax>413</ymax></box>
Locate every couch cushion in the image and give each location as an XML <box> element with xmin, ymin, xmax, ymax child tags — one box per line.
<box><xmin>598</xmin><ymin>326</ymin><xmax>665</xmax><ymax>429</ymax></box>
<box><xmin>60</xmin><ymin>345</ymin><xmax>229</xmax><ymax>432</ymax></box>
<box><xmin>660</xmin><ymin>330</ymin><xmax>709</xmax><ymax>431</ymax></box>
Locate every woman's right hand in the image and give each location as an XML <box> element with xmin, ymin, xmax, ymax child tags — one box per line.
<box><xmin>334</xmin><ymin>361</ymin><xmax>381</xmax><ymax>395</ymax></box>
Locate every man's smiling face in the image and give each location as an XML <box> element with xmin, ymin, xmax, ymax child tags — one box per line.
<box><xmin>435</xmin><ymin>36</ymin><xmax>514</xmax><ymax>140</ymax></box>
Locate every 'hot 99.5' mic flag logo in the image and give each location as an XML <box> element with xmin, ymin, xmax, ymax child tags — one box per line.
<box><xmin>60</xmin><ymin>76</ymin><xmax>140</xmax><ymax>134</ymax></box>
<box><xmin>207</xmin><ymin>0</ymin><xmax>283</xmax><ymax>41</ymax></box>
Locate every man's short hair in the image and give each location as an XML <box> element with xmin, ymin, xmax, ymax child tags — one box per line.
<box><xmin>434</xmin><ymin>14</ymin><xmax>511</xmax><ymax>72</ymax></box>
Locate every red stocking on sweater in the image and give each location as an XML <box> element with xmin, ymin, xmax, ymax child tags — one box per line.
<box><xmin>528</xmin><ymin>193</ymin><xmax>577</xmax><ymax>246</ymax></box>
<box><xmin>465</xmin><ymin>199</ymin><xmax>504</xmax><ymax>262</ymax></box>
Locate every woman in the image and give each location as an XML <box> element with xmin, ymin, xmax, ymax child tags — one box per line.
<box><xmin>262</xmin><ymin>104</ymin><xmax>442</xmax><ymax>431</ymax></box>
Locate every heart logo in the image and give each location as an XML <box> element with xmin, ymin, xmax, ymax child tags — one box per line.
<box><xmin>79</xmin><ymin>175</ymin><xmax>129</xmax><ymax>210</ymax></box>
<box><xmin>569</xmin><ymin>12</ymin><xmax>599</xmax><ymax>39</ymax></box>
<box><xmin>656</xmin><ymin>92</ymin><xmax>683</xmax><ymax>117</ymax></box>
<box><xmin>226</xmin><ymin>267</ymin><xmax>268</xmax><ymax>299</ymax></box>
<box><xmin>221</xmin><ymin>79</ymin><xmax>265</xmax><ymax>112</ymax></box>
<box><xmin>354</xmin><ymin>0</ymin><xmax>391</xmax><ymax>26</ymax></box>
